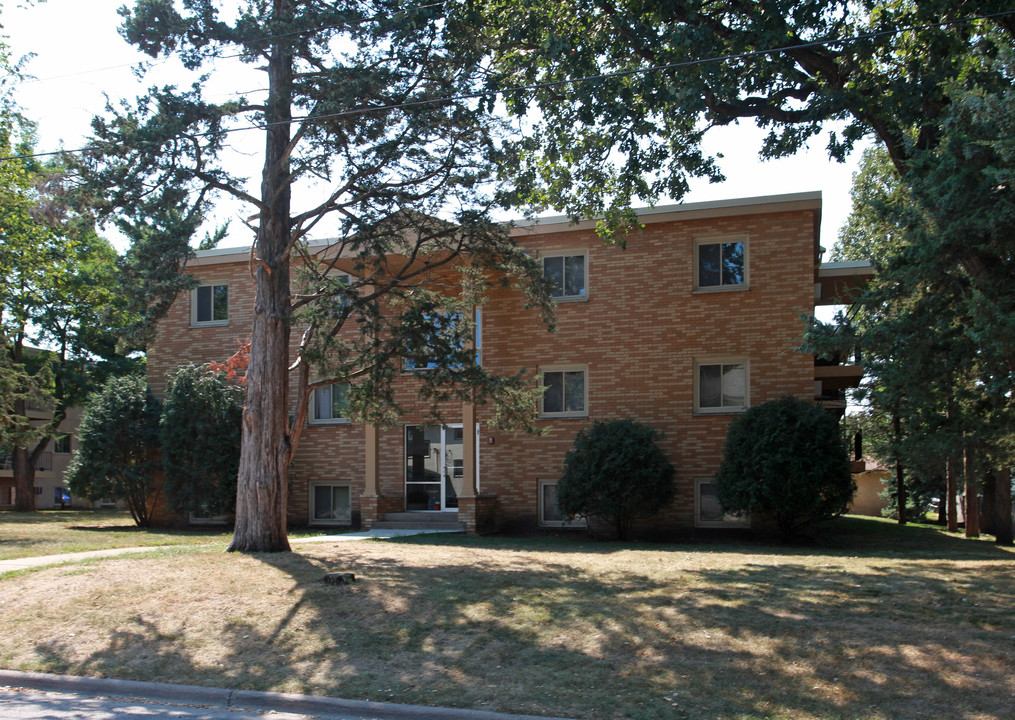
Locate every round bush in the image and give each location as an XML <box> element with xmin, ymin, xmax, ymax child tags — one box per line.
<box><xmin>558</xmin><ymin>419</ymin><xmax>675</xmax><ymax>539</ymax></box>
<box><xmin>715</xmin><ymin>395</ymin><xmax>854</xmax><ymax>539</ymax></box>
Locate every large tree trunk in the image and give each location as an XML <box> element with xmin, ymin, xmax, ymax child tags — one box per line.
<box><xmin>12</xmin><ymin>447</ymin><xmax>36</xmax><ymax>512</ymax></box>
<box><xmin>228</xmin><ymin>0</ymin><xmax>294</xmax><ymax>553</ymax></box>
<box><xmin>994</xmin><ymin>468</ymin><xmax>1013</xmax><ymax>546</ymax></box>
<box><xmin>981</xmin><ymin>472</ymin><xmax>996</xmax><ymax>535</ymax></box>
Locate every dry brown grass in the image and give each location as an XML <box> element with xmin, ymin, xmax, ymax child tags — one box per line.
<box><xmin>0</xmin><ymin>517</ymin><xmax>1012</xmax><ymax>720</ymax></box>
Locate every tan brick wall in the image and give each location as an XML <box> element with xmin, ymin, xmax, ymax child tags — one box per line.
<box><xmin>148</xmin><ymin>204</ymin><xmax>820</xmax><ymax>533</ymax></box>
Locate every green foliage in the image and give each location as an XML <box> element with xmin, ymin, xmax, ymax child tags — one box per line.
<box><xmin>68</xmin><ymin>375</ymin><xmax>162</xmax><ymax>527</ymax></box>
<box><xmin>160</xmin><ymin>364</ymin><xmax>244</xmax><ymax>519</ymax></box>
<box><xmin>810</xmin><ymin>46</ymin><xmax>1015</xmax><ymax>539</ymax></box>
<box><xmin>557</xmin><ymin>419</ymin><xmax>675</xmax><ymax>539</ymax></box>
<box><xmin>482</xmin><ymin>1</ymin><xmax>1015</xmax><ymax>235</ymax></box>
<box><xmin>716</xmin><ymin>396</ymin><xmax>854</xmax><ymax>540</ymax></box>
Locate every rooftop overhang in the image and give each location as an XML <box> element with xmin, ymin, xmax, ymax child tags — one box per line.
<box><xmin>815</xmin><ymin>260</ymin><xmax>875</xmax><ymax>306</ymax></box>
<box><xmin>814</xmin><ymin>363</ymin><xmax>864</xmax><ymax>390</ymax></box>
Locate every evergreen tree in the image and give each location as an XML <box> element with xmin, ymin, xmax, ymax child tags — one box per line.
<box><xmin>82</xmin><ymin>1</ymin><xmax>553</xmax><ymax>551</ymax></box>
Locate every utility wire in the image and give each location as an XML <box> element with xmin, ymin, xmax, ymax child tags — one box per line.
<box><xmin>4</xmin><ymin>9</ymin><xmax>1014</xmax><ymax>163</ymax></box>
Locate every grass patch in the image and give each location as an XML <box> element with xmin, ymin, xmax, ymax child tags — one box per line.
<box><xmin>0</xmin><ymin>510</ymin><xmax>232</xmax><ymax>559</ymax></box>
<box><xmin>0</xmin><ymin>516</ymin><xmax>1011</xmax><ymax>719</ymax></box>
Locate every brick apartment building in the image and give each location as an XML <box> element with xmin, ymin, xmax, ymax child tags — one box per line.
<box><xmin>147</xmin><ymin>191</ymin><xmax>870</xmax><ymax>535</ymax></box>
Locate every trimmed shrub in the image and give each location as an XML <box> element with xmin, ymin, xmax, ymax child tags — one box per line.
<box><xmin>558</xmin><ymin>419</ymin><xmax>675</xmax><ymax>539</ymax></box>
<box><xmin>161</xmin><ymin>364</ymin><xmax>244</xmax><ymax>519</ymax></box>
<box><xmin>67</xmin><ymin>375</ymin><xmax>161</xmax><ymax>527</ymax></box>
<box><xmin>715</xmin><ymin>395</ymin><xmax>854</xmax><ymax>539</ymax></box>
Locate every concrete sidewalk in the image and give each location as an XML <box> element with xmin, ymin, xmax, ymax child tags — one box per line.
<box><xmin>0</xmin><ymin>527</ymin><xmax>457</xmax><ymax>574</ymax></box>
<box><xmin>0</xmin><ymin>670</ymin><xmax>575</xmax><ymax>720</ymax></box>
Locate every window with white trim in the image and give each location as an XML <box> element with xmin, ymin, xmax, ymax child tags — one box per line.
<box><xmin>538</xmin><ymin>479</ymin><xmax>587</xmax><ymax>527</ymax></box>
<box><xmin>542</xmin><ymin>252</ymin><xmax>587</xmax><ymax>300</ymax></box>
<box><xmin>694</xmin><ymin>236</ymin><xmax>747</xmax><ymax>290</ymax></box>
<box><xmin>695</xmin><ymin>478</ymin><xmax>750</xmax><ymax>528</ymax></box>
<box><xmin>310</xmin><ymin>383</ymin><xmax>350</xmax><ymax>423</ymax></box>
<box><xmin>311</xmin><ymin>483</ymin><xmax>352</xmax><ymax>525</ymax></box>
<box><xmin>53</xmin><ymin>435</ymin><xmax>71</xmax><ymax>454</ymax></box>
<box><xmin>192</xmin><ymin>282</ymin><xmax>229</xmax><ymax>325</ymax></box>
<box><xmin>695</xmin><ymin>360</ymin><xmax>748</xmax><ymax>413</ymax></box>
<box><xmin>539</xmin><ymin>366</ymin><xmax>587</xmax><ymax>417</ymax></box>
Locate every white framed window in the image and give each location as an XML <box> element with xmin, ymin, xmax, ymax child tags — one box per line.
<box><xmin>310</xmin><ymin>383</ymin><xmax>350</xmax><ymax>423</ymax></box>
<box><xmin>192</xmin><ymin>282</ymin><xmax>229</xmax><ymax>325</ymax></box>
<box><xmin>694</xmin><ymin>235</ymin><xmax>748</xmax><ymax>291</ymax></box>
<box><xmin>695</xmin><ymin>478</ymin><xmax>750</xmax><ymax>528</ymax></box>
<box><xmin>694</xmin><ymin>359</ymin><xmax>749</xmax><ymax>413</ymax></box>
<box><xmin>538</xmin><ymin>479</ymin><xmax>587</xmax><ymax>528</ymax></box>
<box><xmin>53</xmin><ymin>435</ymin><xmax>71</xmax><ymax>454</ymax></box>
<box><xmin>542</xmin><ymin>251</ymin><xmax>587</xmax><ymax>301</ymax></box>
<box><xmin>311</xmin><ymin>483</ymin><xmax>352</xmax><ymax>525</ymax></box>
<box><xmin>539</xmin><ymin>365</ymin><xmax>588</xmax><ymax>417</ymax></box>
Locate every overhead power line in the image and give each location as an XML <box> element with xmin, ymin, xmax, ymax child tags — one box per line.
<box><xmin>4</xmin><ymin>9</ymin><xmax>1014</xmax><ymax>163</ymax></box>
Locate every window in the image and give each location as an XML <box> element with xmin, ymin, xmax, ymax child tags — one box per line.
<box><xmin>53</xmin><ymin>435</ymin><xmax>71</xmax><ymax>454</ymax></box>
<box><xmin>695</xmin><ymin>360</ymin><xmax>748</xmax><ymax>413</ymax></box>
<box><xmin>695</xmin><ymin>236</ymin><xmax>747</xmax><ymax>290</ymax></box>
<box><xmin>311</xmin><ymin>483</ymin><xmax>351</xmax><ymax>525</ymax></box>
<box><xmin>540</xmin><ymin>366</ymin><xmax>587</xmax><ymax>417</ymax></box>
<box><xmin>543</xmin><ymin>253</ymin><xmax>586</xmax><ymax>300</ymax></box>
<box><xmin>311</xmin><ymin>383</ymin><xmax>350</xmax><ymax>423</ymax></box>
<box><xmin>695</xmin><ymin>479</ymin><xmax>749</xmax><ymax>528</ymax></box>
<box><xmin>193</xmin><ymin>282</ymin><xmax>229</xmax><ymax>325</ymax></box>
<box><xmin>403</xmin><ymin>311</ymin><xmax>467</xmax><ymax>371</ymax></box>
<box><xmin>538</xmin><ymin>480</ymin><xmax>587</xmax><ymax>527</ymax></box>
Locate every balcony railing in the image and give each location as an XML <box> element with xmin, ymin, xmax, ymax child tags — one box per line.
<box><xmin>0</xmin><ymin>452</ymin><xmax>53</xmax><ymax>472</ymax></box>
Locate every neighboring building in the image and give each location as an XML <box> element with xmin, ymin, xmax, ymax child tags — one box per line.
<box><xmin>147</xmin><ymin>191</ymin><xmax>871</xmax><ymax>535</ymax></box>
<box><xmin>0</xmin><ymin>404</ymin><xmax>86</xmax><ymax>510</ymax></box>
<box><xmin>849</xmin><ymin>459</ymin><xmax>892</xmax><ymax>518</ymax></box>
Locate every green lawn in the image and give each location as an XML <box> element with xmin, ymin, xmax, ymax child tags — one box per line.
<box><xmin>0</xmin><ymin>509</ymin><xmax>233</xmax><ymax>559</ymax></box>
<box><xmin>0</xmin><ymin>514</ymin><xmax>1011</xmax><ymax>720</ymax></box>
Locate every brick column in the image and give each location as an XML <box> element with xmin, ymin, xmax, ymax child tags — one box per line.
<box><xmin>360</xmin><ymin>423</ymin><xmax>381</xmax><ymax>529</ymax></box>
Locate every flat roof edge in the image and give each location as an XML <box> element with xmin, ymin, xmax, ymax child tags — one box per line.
<box><xmin>818</xmin><ymin>260</ymin><xmax>876</xmax><ymax>276</ymax></box>
<box><xmin>510</xmin><ymin>191</ymin><xmax>822</xmax><ymax>235</ymax></box>
<box><xmin>188</xmin><ymin>192</ymin><xmax>824</xmax><ymax>263</ymax></box>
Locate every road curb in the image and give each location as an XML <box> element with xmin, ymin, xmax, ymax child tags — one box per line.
<box><xmin>0</xmin><ymin>669</ymin><xmax>577</xmax><ymax>720</ymax></box>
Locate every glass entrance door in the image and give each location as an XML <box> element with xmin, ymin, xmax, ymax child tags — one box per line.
<box><xmin>405</xmin><ymin>425</ymin><xmax>464</xmax><ymax>511</ymax></box>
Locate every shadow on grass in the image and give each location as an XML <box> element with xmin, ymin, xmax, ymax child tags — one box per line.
<box><xmin>22</xmin><ymin>516</ymin><xmax>1015</xmax><ymax>720</ymax></box>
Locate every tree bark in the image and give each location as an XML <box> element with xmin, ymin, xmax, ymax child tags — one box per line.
<box><xmin>964</xmin><ymin>443</ymin><xmax>979</xmax><ymax>538</ymax></box>
<box><xmin>892</xmin><ymin>412</ymin><xmax>906</xmax><ymax>524</ymax></box>
<box><xmin>981</xmin><ymin>471</ymin><xmax>996</xmax><ymax>535</ymax></box>
<box><xmin>228</xmin><ymin>0</ymin><xmax>294</xmax><ymax>553</ymax></box>
<box><xmin>12</xmin><ymin>447</ymin><xmax>36</xmax><ymax>512</ymax></box>
<box><xmin>947</xmin><ymin>454</ymin><xmax>959</xmax><ymax>533</ymax></box>
<box><xmin>994</xmin><ymin>468</ymin><xmax>1013</xmax><ymax>546</ymax></box>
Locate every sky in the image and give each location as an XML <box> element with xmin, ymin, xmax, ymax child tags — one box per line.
<box><xmin>5</xmin><ymin>0</ymin><xmax>869</xmax><ymax>256</ymax></box>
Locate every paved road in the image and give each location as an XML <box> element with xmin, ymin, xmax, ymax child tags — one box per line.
<box><xmin>0</xmin><ymin>686</ymin><xmax>349</xmax><ymax>719</ymax></box>
<box><xmin>0</xmin><ymin>671</ymin><xmax>574</xmax><ymax>720</ymax></box>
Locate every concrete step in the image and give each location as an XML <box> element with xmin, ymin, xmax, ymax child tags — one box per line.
<box><xmin>383</xmin><ymin>512</ymin><xmax>460</xmax><ymax>523</ymax></box>
<box><xmin>371</xmin><ymin>520</ymin><xmax>465</xmax><ymax>532</ymax></box>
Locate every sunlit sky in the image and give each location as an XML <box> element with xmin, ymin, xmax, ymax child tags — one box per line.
<box><xmin>6</xmin><ymin>0</ymin><xmax>869</xmax><ymax>256</ymax></box>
